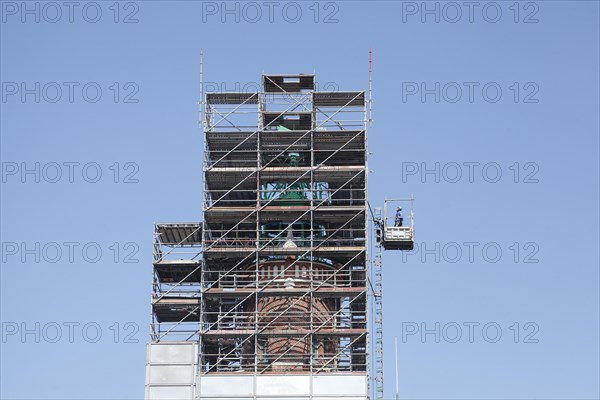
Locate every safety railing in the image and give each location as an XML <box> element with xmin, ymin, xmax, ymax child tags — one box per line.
<box><xmin>199</xmin><ymin>346</ymin><xmax>367</xmax><ymax>373</ymax></box>
<box><xmin>150</xmin><ymin>322</ymin><xmax>201</xmax><ymax>342</ymax></box>
<box><xmin>201</xmin><ymin>311</ymin><xmax>366</xmax><ymax>331</ymax></box>
<box><xmin>153</xmin><ymin>250</ymin><xmax>202</xmax><ymax>263</ymax></box>
<box><xmin>205</xmin><ymin>101</ymin><xmax>260</xmax><ymax>133</ymax></box>
<box><xmin>201</xmin><ymin>268</ymin><xmax>366</xmax><ymax>290</ymax></box>
<box><xmin>204</xmin><ymin>148</ymin><xmax>366</xmax><ymax>169</ymax></box>
<box><xmin>202</xmin><ymin>190</ymin><xmax>366</xmax><ymax>207</ymax></box>
<box><xmin>152</xmin><ymin>282</ymin><xmax>200</xmax><ymax>297</ymax></box>
<box><xmin>203</xmin><ymin>235</ymin><xmax>366</xmax><ymax>249</ymax></box>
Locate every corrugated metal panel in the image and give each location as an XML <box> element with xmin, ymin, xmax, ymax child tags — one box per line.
<box><xmin>264</xmin><ymin>75</ymin><xmax>315</xmax><ymax>92</ymax></box>
<box><xmin>313</xmin><ymin>92</ymin><xmax>365</xmax><ymax>107</ymax></box>
<box><xmin>207</xmin><ymin>93</ymin><xmax>258</xmax><ymax>105</ymax></box>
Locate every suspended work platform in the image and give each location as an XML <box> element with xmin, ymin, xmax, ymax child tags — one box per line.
<box><xmin>376</xmin><ymin>198</ymin><xmax>415</xmax><ymax>251</ymax></box>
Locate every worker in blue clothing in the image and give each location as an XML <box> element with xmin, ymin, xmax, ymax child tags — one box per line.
<box><xmin>394</xmin><ymin>206</ymin><xmax>403</xmax><ymax>227</ymax></box>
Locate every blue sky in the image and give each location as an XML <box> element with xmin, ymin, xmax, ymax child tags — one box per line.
<box><xmin>1</xmin><ymin>1</ymin><xmax>599</xmax><ymax>399</ymax></box>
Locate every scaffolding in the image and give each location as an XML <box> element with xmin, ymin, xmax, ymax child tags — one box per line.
<box><xmin>148</xmin><ymin>73</ymin><xmax>379</xmax><ymax>399</ymax></box>
<box><xmin>198</xmin><ymin>74</ymin><xmax>369</xmax><ymax>376</ymax></box>
<box><xmin>151</xmin><ymin>223</ymin><xmax>203</xmax><ymax>341</ymax></box>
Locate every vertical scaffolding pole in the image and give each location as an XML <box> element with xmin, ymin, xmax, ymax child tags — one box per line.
<box><xmin>368</xmin><ymin>48</ymin><xmax>373</xmax><ymax>128</ymax></box>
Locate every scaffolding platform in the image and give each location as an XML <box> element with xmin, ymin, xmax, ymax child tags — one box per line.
<box><xmin>155</xmin><ymin>223</ymin><xmax>202</xmax><ymax>245</ymax></box>
<box><xmin>154</xmin><ymin>260</ymin><xmax>201</xmax><ymax>283</ymax></box>
<box><xmin>152</xmin><ymin>297</ymin><xmax>201</xmax><ymax>323</ymax></box>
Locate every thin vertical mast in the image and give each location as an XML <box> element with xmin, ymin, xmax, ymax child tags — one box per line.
<box><xmin>199</xmin><ymin>48</ymin><xmax>203</xmax><ymax>129</ymax></box>
<box><xmin>369</xmin><ymin>48</ymin><xmax>373</xmax><ymax>127</ymax></box>
<box><xmin>395</xmin><ymin>336</ymin><xmax>399</xmax><ymax>400</ymax></box>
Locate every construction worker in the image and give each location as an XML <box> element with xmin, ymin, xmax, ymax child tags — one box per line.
<box><xmin>395</xmin><ymin>207</ymin><xmax>403</xmax><ymax>227</ymax></box>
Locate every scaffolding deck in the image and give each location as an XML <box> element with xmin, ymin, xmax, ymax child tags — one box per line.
<box><xmin>156</xmin><ymin>223</ymin><xmax>202</xmax><ymax>245</ymax></box>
